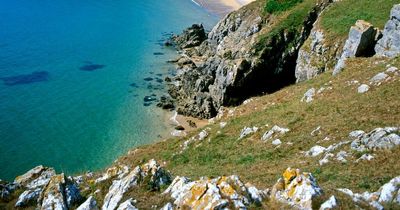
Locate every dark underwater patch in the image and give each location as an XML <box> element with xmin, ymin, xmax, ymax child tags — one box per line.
<box><xmin>79</xmin><ymin>64</ymin><xmax>105</xmax><ymax>71</ymax></box>
<box><xmin>0</xmin><ymin>71</ymin><xmax>49</xmax><ymax>86</ymax></box>
<box><xmin>153</xmin><ymin>52</ymin><xmax>164</xmax><ymax>56</ymax></box>
<box><xmin>144</xmin><ymin>95</ymin><xmax>157</xmax><ymax>103</ymax></box>
<box><xmin>129</xmin><ymin>82</ymin><xmax>139</xmax><ymax>88</ymax></box>
<box><xmin>144</xmin><ymin>77</ymin><xmax>154</xmax><ymax>81</ymax></box>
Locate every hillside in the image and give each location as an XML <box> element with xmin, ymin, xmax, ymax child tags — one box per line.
<box><xmin>1</xmin><ymin>0</ymin><xmax>400</xmax><ymax>209</ymax></box>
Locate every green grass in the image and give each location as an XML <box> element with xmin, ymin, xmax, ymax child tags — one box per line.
<box><xmin>264</xmin><ymin>0</ymin><xmax>303</xmax><ymax>14</ymax></box>
<box><xmin>320</xmin><ymin>0</ymin><xmax>399</xmax><ymax>39</ymax></box>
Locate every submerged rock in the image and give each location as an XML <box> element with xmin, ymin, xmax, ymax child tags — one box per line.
<box><xmin>271</xmin><ymin>168</ymin><xmax>323</xmax><ymax>209</ymax></box>
<box><xmin>375</xmin><ymin>4</ymin><xmax>400</xmax><ymax>58</ymax></box>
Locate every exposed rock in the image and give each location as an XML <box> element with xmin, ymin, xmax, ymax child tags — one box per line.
<box><xmin>306</xmin><ymin>145</ymin><xmax>326</xmax><ymax>157</ymax></box>
<box><xmin>319</xmin><ymin>153</ymin><xmax>334</xmax><ymax>166</ymax></box>
<box><xmin>0</xmin><ymin>181</ymin><xmax>18</xmax><ymax>200</ymax></box>
<box><xmin>15</xmin><ymin>188</ymin><xmax>41</xmax><ymax>207</ymax></box>
<box><xmin>239</xmin><ymin>126</ymin><xmax>258</xmax><ymax>139</ymax></box>
<box><xmin>311</xmin><ymin>126</ymin><xmax>322</xmax><ymax>136</ymax></box>
<box><xmin>335</xmin><ymin>151</ymin><xmax>349</xmax><ymax>163</ymax></box>
<box><xmin>219</xmin><ymin>121</ymin><xmax>227</xmax><ymax>128</ymax></box>
<box><xmin>15</xmin><ymin>165</ymin><xmax>56</xmax><ymax>189</ymax></box>
<box><xmin>169</xmin><ymin>0</ymin><xmax>332</xmax><ymax>118</ymax></box>
<box><xmin>181</xmin><ymin>128</ymin><xmax>211</xmax><ymax>151</ymax></box>
<box><xmin>272</xmin><ymin>139</ymin><xmax>282</xmax><ymax>146</ymax></box>
<box><xmin>333</xmin><ymin>20</ymin><xmax>378</xmax><ymax>75</ymax></box>
<box><xmin>370</xmin><ymin>72</ymin><xmax>389</xmax><ymax>85</ymax></box>
<box><xmin>102</xmin><ymin>160</ymin><xmax>171</xmax><ymax>210</ymax></box>
<box><xmin>173</xmin><ymin>24</ymin><xmax>207</xmax><ymax>49</ymax></box>
<box><xmin>261</xmin><ymin>125</ymin><xmax>290</xmax><ymax>141</ymax></box>
<box><xmin>350</xmin><ymin>127</ymin><xmax>400</xmax><ymax>152</ymax></box>
<box><xmin>76</xmin><ymin>196</ymin><xmax>99</xmax><ymax>210</ymax></box>
<box><xmin>156</xmin><ymin>96</ymin><xmax>175</xmax><ymax>110</ymax></box>
<box><xmin>338</xmin><ymin>175</ymin><xmax>400</xmax><ymax>209</ymax></box>
<box><xmin>116</xmin><ymin>198</ymin><xmax>138</xmax><ymax>210</ymax></box>
<box><xmin>358</xmin><ymin>84</ymin><xmax>370</xmax><ymax>93</ymax></box>
<box><xmin>95</xmin><ymin>165</ymin><xmax>129</xmax><ymax>183</ymax></box>
<box><xmin>271</xmin><ymin>168</ymin><xmax>323</xmax><ymax>209</ymax></box>
<box><xmin>301</xmin><ymin>88</ymin><xmax>316</xmax><ymax>103</ymax></box>
<box><xmin>38</xmin><ymin>174</ymin><xmax>69</xmax><ymax>210</ymax></box>
<box><xmin>171</xmin><ymin>129</ymin><xmax>187</xmax><ymax>137</ymax></box>
<box><xmin>355</xmin><ymin>153</ymin><xmax>374</xmax><ymax>162</ymax></box>
<box><xmin>387</xmin><ymin>66</ymin><xmax>399</xmax><ymax>73</ymax></box>
<box><xmin>319</xmin><ymin>196</ymin><xmax>338</xmax><ymax>210</ymax></box>
<box><xmin>164</xmin><ymin>175</ymin><xmax>268</xmax><ymax>209</ymax></box>
<box><xmin>160</xmin><ymin>202</ymin><xmax>173</xmax><ymax>210</ymax></box>
<box><xmin>375</xmin><ymin>4</ymin><xmax>400</xmax><ymax>58</ymax></box>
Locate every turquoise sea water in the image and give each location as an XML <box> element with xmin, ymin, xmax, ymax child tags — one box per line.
<box><xmin>0</xmin><ymin>0</ymin><xmax>217</xmax><ymax>180</ymax></box>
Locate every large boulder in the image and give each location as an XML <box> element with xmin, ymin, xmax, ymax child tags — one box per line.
<box><xmin>333</xmin><ymin>20</ymin><xmax>379</xmax><ymax>75</ymax></box>
<box><xmin>375</xmin><ymin>4</ymin><xmax>400</xmax><ymax>58</ymax></box>
<box><xmin>164</xmin><ymin>175</ymin><xmax>268</xmax><ymax>209</ymax></box>
<box><xmin>76</xmin><ymin>196</ymin><xmax>99</xmax><ymax>210</ymax></box>
<box><xmin>172</xmin><ymin>24</ymin><xmax>207</xmax><ymax>49</ymax></box>
<box><xmin>14</xmin><ymin>165</ymin><xmax>56</xmax><ymax>189</ymax></box>
<box><xmin>271</xmin><ymin>168</ymin><xmax>323</xmax><ymax>209</ymax></box>
<box><xmin>102</xmin><ymin>160</ymin><xmax>171</xmax><ymax>210</ymax></box>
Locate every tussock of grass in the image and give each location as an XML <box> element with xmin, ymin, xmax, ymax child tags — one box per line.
<box><xmin>264</xmin><ymin>0</ymin><xmax>303</xmax><ymax>14</ymax></box>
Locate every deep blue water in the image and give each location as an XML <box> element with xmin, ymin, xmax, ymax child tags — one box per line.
<box><xmin>0</xmin><ymin>0</ymin><xmax>217</xmax><ymax>180</ymax></box>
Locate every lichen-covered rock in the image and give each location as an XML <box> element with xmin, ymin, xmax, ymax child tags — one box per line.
<box><xmin>0</xmin><ymin>180</ymin><xmax>18</xmax><ymax>200</ymax></box>
<box><xmin>14</xmin><ymin>165</ymin><xmax>56</xmax><ymax>189</ymax></box>
<box><xmin>338</xmin><ymin>175</ymin><xmax>400</xmax><ymax>209</ymax></box>
<box><xmin>375</xmin><ymin>4</ymin><xmax>400</xmax><ymax>58</ymax></box>
<box><xmin>333</xmin><ymin>20</ymin><xmax>378</xmax><ymax>75</ymax></box>
<box><xmin>77</xmin><ymin>196</ymin><xmax>99</xmax><ymax>210</ymax></box>
<box><xmin>15</xmin><ymin>188</ymin><xmax>41</xmax><ymax>207</ymax></box>
<box><xmin>261</xmin><ymin>125</ymin><xmax>290</xmax><ymax>141</ymax></box>
<box><xmin>350</xmin><ymin>127</ymin><xmax>400</xmax><ymax>152</ymax></box>
<box><xmin>95</xmin><ymin>165</ymin><xmax>129</xmax><ymax>183</ymax></box>
<box><xmin>38</xmin><ymin>174</ymin><xmax>68</xmax><ymax>210</ymax></box>
<box><xmin>102</xmin><ymin>160</ymin><xmax>171</xmax><ymax>210</ymax></box>
<box><xmin>271</xmin><ymin>168</ymin><xmax>323</xmax><ymax>209</ymax></box>
<box><xmin>164</xmin><ymin>175</ymin><xmax>268</xmax><ymax>209</ymax></box>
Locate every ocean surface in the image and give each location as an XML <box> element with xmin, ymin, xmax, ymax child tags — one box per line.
<box><xmin>0</xmin><ymin>0</ymin><xmax>217</xmax><ymax>180</ymax></box>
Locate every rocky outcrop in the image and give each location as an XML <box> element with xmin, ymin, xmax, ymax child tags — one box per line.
<box><xmin>375</xmin><ymin>4</ymin><xmax>400</xmax><ymax>58</ymax></box>
<box><xmin>350</xmin><ymin>127</ymin><xmax>400</xmax><ymax>152</ymax></box>
<box><xmin>261</xmin><ymin>125</ymin><xmax>290</xmax><ymax>141</ymax></box>
<box><xmin>271</xmin><ymin>168</ymin><xmax>323</xmax><ymax>209</ymax></box>
<box><xmin>333</xmin><ymin>20</ymin><xmax>379</xmax><ymax>75</ymax></box>
<box><xmin>338</xmin><ymin>176</ymin><xmax>400</xmax><ymax>209</ymax></box>
<box><xmin>102</xmin><ymin>159</ymin><xmax>171</xmax><ymax>210</ymax></box>
<box><xmin>163</xmin><ymin>175</ymin><xmax>268</xmax><ymax>209</ymax></box>
<box><xmin>169</xmin><ymin>0</ymin><xmax>332</xmax><ymax>118</ymax></box>
<box><xmin>76</xmin><ymin>196</ymin><xmax>99</xmax><ymax>210</ymax></box>
<box><xmin>0</xmin><ymin>180</ymin><xmax>18</xmax><ymax>201</ymax></box>
<box><xmin>172</xmin><ymin>24</ymin><xmax>207</xmax><ymax>49</ymax></box>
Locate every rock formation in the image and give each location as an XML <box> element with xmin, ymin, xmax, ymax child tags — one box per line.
<box><xmin>375</xmin><ymin>4</ymin><xmax>400</xmax><ymax>58</ymax></box>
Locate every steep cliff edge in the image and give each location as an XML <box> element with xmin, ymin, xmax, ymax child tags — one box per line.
<box><xmin>169</xmin><ymin>0</ymin><xmax>332</xmax><ymax>118</ymax></box>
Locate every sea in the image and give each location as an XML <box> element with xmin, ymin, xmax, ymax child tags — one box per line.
<box><xmin>0</xmin><ymin>0</ymin><xmax>217</xmax><ymax>180</ymax></box>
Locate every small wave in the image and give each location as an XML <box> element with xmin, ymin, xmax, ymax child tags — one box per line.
<box><xmin>191</xmin><ymin>0</ymin><xmax>201</xmax><ymax>7</ymax></box>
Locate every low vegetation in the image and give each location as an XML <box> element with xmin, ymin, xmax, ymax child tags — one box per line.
<box><xmin>264</xmin><ymin>0</ymin><xmax>303</xmax><ymax>14</ymax></box>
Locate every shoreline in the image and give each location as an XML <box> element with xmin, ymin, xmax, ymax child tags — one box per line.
<box><xmin>192</xmin><ymin>0</ymin><xmax>255</xmax><ymax>17</ymax></box>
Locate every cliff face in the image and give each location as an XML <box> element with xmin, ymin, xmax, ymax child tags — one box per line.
<box><xmin>169</xmin><ymin>0</ymin><xmax>332</xmax><ymax>119</ymax></box>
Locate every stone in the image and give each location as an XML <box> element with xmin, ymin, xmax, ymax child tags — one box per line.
<box><xmin>15</xmin><ymin>188</ymin><xmax>41</xmax><ymax>207</ymax></box>
<box><xmin>351</xmin><ymin>127</ymin><xmax>400</xmax><ymax>152</ymax></box>
<box><xmin>333</xmin><ymin>20</ymin><xmax>378</xmax><ymax>75</ymax></box>
<box><xmin>370</xmin><ymin>72</ymin><xmax>389</xmax><ymax>85</ymax></box>
<box><xmin>355</xmin><ymin>154</ymin><xmax>374</xmax><ymax>162</ymax></box>
<box><xmin>319</xmin><ymin>153</ymin><xmax>334</xmax><ymax>165</ymax></box>
<box><xmin>387</xmin><ymin>66</ymin><xmax>399</xmax><ymax>73</ymax></box>
<box><xmin>319</xmin><ymin>196</ymin><xmax>338</xmax><ymax>210</ymax></box>
<box><xmin>301</xmin><ymin>88</ymin><xmax>316</xmax><ymax>103</ymax></box>
<box><xmin>239</xmin><ymin>126</ymin><xmax>258</xmax><ymax>139</ymax></box>
<box><xmin>349</xmin><ymin>130</ymin><xmax>365</xmax><ymax>139</ymax></box>
<box><xmin>271</xmin><ymin>168</ymin><xmax>323</xmax><ymax>209</ymax></box>
<box><xmin>76</xmin><ymin>196</ymin><xmax>99</xmax><ymax>210</ymax></box>
<box><xmin>375</xmin><ymin>4</ymin><xmax>400</xmax><ymax>57</ymax></box>
<box><xmin>164</xmin><ymin>175</ymin><xmax>267</xmax><ymax>209</ymax></box>
<box><xmin>357</xmin><ymin>84</ymin><xmax>370</xmax><ymax>93</ymax></box>
<box><xmin>95</xmin><ymin>165</ymin><xmax>129</xmax><ymax>183</ymax></box>
<box><xmin>38</xmin><ymin>174</ymin><xmax>69</xmax><ymax>210</ymax></box>
<box><xmin>272</xmin><ymin>139</ymin><xmax>282</xmax><ymax>146</ymax></box>
<box><xmin>172</xmin><ymin>24</ymin><xmax>207</xmax><ymax>49</ymax></box>
<box><xmin>261</xmin><ymin>125</ymin><xmax>290</xmax><ymax>141</ymax></box>
<box><xmin>219</xmin><ymin>122</ymin><xmax>227</xmax><ymax>128</ymax></box>
<box><xmin>102</xmin><ymin>160</ymin><xmax>171</xmax><ymax>210</ymax></box>
<box><xmin>116</xmin><ymin>198</ymin><xmax>138</xmax><ymax>210</ymax></box>
<box><xmin>336</xmin><ymin>151</ymin><xmax>348</xmax><ymax>163</ymax></box>
<box><xmin>311</xmin><ymin>126</ymin><xmax>322</xmax><ymax>136</ymax></box>
<box><xmin>14</xmin><ymin>165</ymin><xmax>56</xmax><ymax>189</ymax></box>
<box><xmin>0</xmin><ymin>181</ymin><xmax>18</xmax><ymax>200</ymax></box>
<box><xmin>306</xmin><ymin>145</ymin><xmax>326</xmax><ymax>157</ymax></box>
<box><xmin>160</xmin><ymin>202</ymin><xmax>173</xmax><ymax>210</ymax></box>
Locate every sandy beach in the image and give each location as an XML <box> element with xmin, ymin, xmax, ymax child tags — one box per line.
<box><xmin>193</xmin><ymin>0</ymin><xmax>255</xmax><ymax>17</ymax></box>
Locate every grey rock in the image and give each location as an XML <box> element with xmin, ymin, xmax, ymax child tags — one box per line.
<box><xmin>173</xmin><ymin>24</ymin><xmax>207</xmax><ymax>49</ymax></box>
<box><xmin>375</xmin><ymin>4</ymin><xmax>400</xmax><ymax>57</ymax></box>
<box><xmin>370</xmin><ymin>72</ymin><xmax>389</xmax><ymax>85</ymax></box>
<box><xmin>334</xmin><ymin>20</ymin><xmax>378</xmax><ymax>75</ymax></box>
<box><xmin>319</xmin><ymin>196</ymin><xmax>338</xmax><ymax>210</ymax></box>
<box><xmin>301</xmin><ymin>88</ymin><xmax>316</xmax><ymax>103</ymax></box>
<box><xmin>76</xmin><ymin>196</ymin><xmax>99</xmax><ymax>210</ymax></box>
<box><xmin>272</xmin><ymin>139</ymin><xmax>282</xmax><ymax>146</ymax></box>
<box><xmin>14</xmin><ymin>165</ymin><xmax>56</xmax><ymax>189</ymax></box>
<box><xmin>351</xmin><ymin>127</ymin><xmax>400</xmax><ymax>152</ymax></box>
<box><xmin>16</xmin><ymin>188</ymin><xmax>42</xmax><ymax>207</ymax></box>
<box><xmin>261</xmin><ymin>125</ymin><xmax>290</xmax><ymax>141</ymax></box>
<box><xmin>358</xmin><ymin>84</ymin><xmax>370</xmax><ymax>93</ymax></box>
<box><xmin>116</xmin><ymin>198</ymin><xmax>138</xmax><ymax>210</ymax></box>
<box><xmin>239</xmin><ymin>126</ymin><xmax>258</xmax><ymax>139</ymax></box>
<box><xmin>160</xmin><ymin>202</ymin><xmax>173</xmax><ymax>210</ymax></box>
<box><xmin>38</xmin><ymin>174</ymin><xmax>68</xmax><ymax>210</ymax></box>
<box><xmin>0</xmin><ymin>181</ymin><xmax>18</xmax><ymax>200</ymax></box>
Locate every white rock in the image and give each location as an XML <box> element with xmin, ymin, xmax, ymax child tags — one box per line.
<box><xmin>219</xmin><ymin>122</ymin><xmax>227</xmax><ymax>128</ymax></box>
<box><xmin>370</xmin><ymin>72</ymin><xmax>389</xmax><ymax>85</ymax></box>
<box><xmin>160</xmin><ymin>202</ymin><xmax>173</xmax><ymax>210</ymax></box>
<box><xmin>198</xmin><ymin>129</ymin><xmax>209</xmax><ymax>141</ymax></box>
<box><xmin>311</xmin><ymin>126</ymin><xmax>322</xmax><ymax>136</ymax></box>
<box><xmin>272</xmin><ymin>139</ymin><xmax>282</xmax><ymax>146</ymax></box>
<box><xmin>171</xmin><ymin>130</ymin><xmax>187</xmax><ymax>137</ymax></box>
<box><xmin>387</xmin><ymin>66</ymin><xmax>399</xmax><ymax>73</ymax></box>
<box><xmin>358</xmin><ymin>84</ymin><xmax>370</xmax><ymax>93</ymax></box>
<box><xmin>319</xmin><ymin>196</ymin><xmax>338</xmax><ymax>210</ymax></box>
<box><xmin>116</xmin><ymin>199</ymin><xmax>138</xmax><ymax>210</ymax></box>
<box><xmin>301</xmin><ymin>88</ymin><xmax>316</xmax><ymax>103</ymax></box>
<box><xmin>76</xmin><ymin>196</ymin><xmax>98</xmax><ymax>210</ymax></box>
<box><xmin>261</xmin><ymin>125</ymin><xmax>290</xmax><ymax>141</ymax></box>
<box><xmin>239</xmin><ymin>126</ymin><xmax>258</xmax><ymax>139</ymax></box>
<box><xmin>306</xmin><ymin>145</ymin><xmax>326</xmax><ymax>157</ymax></box>
<box><xmin>349</xmin><ymin>130</ymin><xmax>365</xmax><ymax>139</ymax></box>
<box><xmin>319</xmin><ymin>153</ymin><xmax>334</xmax><ymax>165</ymax></box>
<box><xmin>15</xmin><ymin>188</ymin><xmax>42</xmax><ymax>207</ymax></box>
<box><xmin>355</xmin><ymin>154</ymin><xmax>374</xmax><ymax>162</ymax></box>
<box><xmin>378</xmin><ymin>176</ymin><xmax>400</xmax><ymax>203</ymax></box>
<box><xmin>336</xmin><ymin>151</ymin><xmax>349</xmax><ymax>163</ymax></box>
